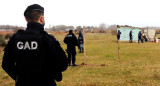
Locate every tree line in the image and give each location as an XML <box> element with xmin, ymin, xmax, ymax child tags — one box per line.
<box><xmin>46</xmin><ymin>23</ymin><xmax>118</xmax><ymax>32</ymax></box>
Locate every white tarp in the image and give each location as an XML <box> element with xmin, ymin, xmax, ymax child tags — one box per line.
<box><xmin>144</xmin><ymin>29</ymin><xmax>156</xmax><ymax>41</ymax></box>
<box><xmin>117</xmin><ymin>27</ymin><xmax>141</xmax><ymax>41</ymax></box>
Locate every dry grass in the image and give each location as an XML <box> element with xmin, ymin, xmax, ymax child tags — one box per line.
<box><xmin>0</xmin><ymin>33</ymin><xmax>160</xmax><ymax>86</ymax></box>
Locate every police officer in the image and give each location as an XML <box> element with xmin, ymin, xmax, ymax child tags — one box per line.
<box><xmin>117</xmin><ymin>30</ymin><xmax>121</xmax><ymax>43</ymax></box>
<box><xmin>78</xmin><ymin>31</ymin><xmax>84</xmax><ymax>53</ymax></box>
<box><xmin>138</xmin><ymin>31</ymin><xmax>143</xmax><ymax>43</ymax></box>
<box><xmin>129</xmin><ymin>31</ymin><xmax>133</xmax><ymax>43</ymax></box>
<box><xmin>2</xmin><ymin>4</ymin><xmax>68</xmax><ymax>86</ymax></box>
<box><xmin>64</xmin><ymin>30</ymin><xmax>78</xmax><ymax>66</ymax></box>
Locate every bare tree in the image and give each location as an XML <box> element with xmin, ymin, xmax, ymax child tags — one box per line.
<box><xmin>107</xmin><ymin>24</ymin><xmax>117</xmax><ymax>30</ymax></box>
<box><xmin>99</xmin><ymin>23</ymin><xmax>107</xmax><ymax>29</ymax></box>
<box><xmin>49</xmin><ymin>25</ymin><xmax>74</xmax><ymax>31</ymax></box>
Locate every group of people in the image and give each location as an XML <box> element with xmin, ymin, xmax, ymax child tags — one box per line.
<box><xmin>64</xmin><ymin>30</ymin><xmax>84</xmax><ymax>66</ymax></box>
<box><xmin>3</xmin><ymin>4</ymin><xmax>149</xmax><ymax>86</ymax></box>
<box><xmin>130</xmin><ymin>31</ymin><xmax>144</xmax><ymax>43</ymax></box>
<box><xmin>117</xmin><ymin>30</ymin><xmax>144</xmax><ymax>43</ymax></box>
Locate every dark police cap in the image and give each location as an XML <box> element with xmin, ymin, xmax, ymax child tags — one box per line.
<box><xmin>24</xmin><ymin>4</ymin><xmax>44</xmax><ymax>16</ymax></box>
<box><xmin>69</xmin><ymin>30</ymin><xmax>73</xmax><ymax>33</ymax></box>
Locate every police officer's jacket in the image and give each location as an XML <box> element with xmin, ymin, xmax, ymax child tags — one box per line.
<box><xmin>2</xmin><ymin>22</ymin><xmax>68</xmax><ymax>86</ymax></box>
<box><xmin>64</xmin><ymin>33</ymin><xmax>78</xmax><ymax>53</ymax></box>
<box><xmin>138</xmin><ymin>32</ymin><xmax>142</xmax><ymax>37</ymax></box>
<box><xmin>78</xmin><ymin>33</ymin><xmax>84</xmax><ymax>44</ymax></box>
<box><xmin>117</xmin><ymin>30</ymin><xmax>121</xmax><ymax>36</ymax></box>
<box><xmin>129</xmin><ymin>32</ymin><xmax>132</xmax><ymax>37</ymax></box>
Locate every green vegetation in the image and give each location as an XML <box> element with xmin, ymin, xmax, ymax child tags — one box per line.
<box><xmin>0</xmin><ymin>34</ymin><xmax>6</xmax><ymax>47</ymax></box>
<box><xmin>4</xmin><ymin>34</ymin><xmax>12</xmax><ymax>40</ymax></box>
<box><xmin>0</xmin><ymin>33</ymin><xmax>160</xmax><ymax>86</ymax></box>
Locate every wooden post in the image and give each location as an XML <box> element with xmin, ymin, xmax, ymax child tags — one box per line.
<box><xmin>118</xmin><ymin>40</ymin><xmax>120</xmax><ymax>59</ymax></box>
<box><xmin>117</xmin><ymin>25</ymin><xmax>120</xmax><ymax>59</ymax></box>
<box><xmin>83</xmin><ymin>26</ymin><xmax>87</xmax><ymax>64</ymax></box>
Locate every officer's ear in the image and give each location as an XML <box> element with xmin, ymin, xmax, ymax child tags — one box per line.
<box><xmin>39</xmin><ymin>15</ymin><xmax>44</xmax><ymax>25</ymax></box>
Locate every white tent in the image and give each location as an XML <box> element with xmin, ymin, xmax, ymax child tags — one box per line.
<box><xmin>144</xmin><ymin>29</ymin><xmax>156</xmax><ymax>41</ymax></box>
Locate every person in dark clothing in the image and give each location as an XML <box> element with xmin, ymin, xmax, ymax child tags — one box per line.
<box><xmin>129</xmin><ymin>31</ymin><xmax>133</xmax><ymax>43</ymax></box>
<box><xmin>138</xmin><ymin>31</ymin><xmax>143</xmax><ymax>43</ymax></box>
<box><xmin>2</xmin><ymin>4</ymin><xmax>68</xmax><ymax>86</ymax></box>
<box><xmin>78</xmin><ymin>31</ymin><xmax>84</xmax><ymax>53</ymax></box>
<box><xmin>64</xmin><ymin>30</ymin><xmax>78</xmax><ymax>66</ymax></box>
<box><xmin>117</xmin><ymin>30</ymin><xmax>121</xmax><ymax>43</ymax></box>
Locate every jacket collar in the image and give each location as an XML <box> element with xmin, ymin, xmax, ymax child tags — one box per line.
<box><xmin>26</xmin><ymin>22</ymin><xmax>44</xmax><ymax>31</ymax></box>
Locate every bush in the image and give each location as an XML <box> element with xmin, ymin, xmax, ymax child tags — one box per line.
<box><xmin>0</xmin><ymin>34</ymin><xmax>7</xmax><ymax>46</ymax></box>
<box><xmin>111</xmin><ymin>30</ymin><xmax>117</xmax><ymax>35</ymax></box>
<box><xmin>98</xmin><ymin>29</ymin><xmax>106</xmax><ymax>33</ymax></box>
<box><xmin>0</xmin><ymin>34</ymin><xmax>3</xmax><ymax>38</ymax></box>
<box><xmin>4</xmin><ymin>33</ymin><xmax>12</xmax><ymax>40</ymax></box>
<box><xmin>0</xmin><ymin>37</ymin><xmax>6</xmax><ymax>46</ymax></box>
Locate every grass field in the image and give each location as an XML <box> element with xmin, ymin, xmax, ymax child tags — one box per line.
<box><xmin>0</xmin><ymin>33</ymin><xmax>160</xmax><ymax>86</ymax></box>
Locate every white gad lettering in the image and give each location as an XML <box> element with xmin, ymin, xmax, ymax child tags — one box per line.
<box><xmin>67</xmin><ymin>35</ymin><xmax>72</xmax><ymax>37</ymax></box>
<box><xmin>17</xmin><ymin>41</ymin><xmax>38</xmax><ymax>50</ymax></box>
<box><xmin>17</xmin><ymin>42</ymin><xmax>23</xmax><ymax>49</ymax></box>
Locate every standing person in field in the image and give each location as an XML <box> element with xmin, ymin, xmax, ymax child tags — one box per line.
<box><xmin>64</xmin><ymin>30</ymin><xmax>79</xmax><ymax>66</ymax></box>
<box><xmin>78</xmin><ymin>31</ymin><xmax>84</xmax><ymax>53</ymax></box>
<box><xmin>2</xmin><ymin>4</ymin><xmax>68</xmax><ymax>86</ymax></box>
<box><xmin>129</xmin><ymin>31</ymin><xmax>133</xmax><ymax>43</ymax></box>
<box><xmin>117</xmin><ymin>30</ymin><xmax>121</xmax><ymax>43</ymax></box>
<box><xmin>138</xmin><ymin>31</ymin><xmax>143</xmax><ymax>43</ymax></box>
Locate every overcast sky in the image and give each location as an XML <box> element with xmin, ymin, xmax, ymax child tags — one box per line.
<box><xmin>0</xmin><ymin>0</ymin><xmax>160</xmax><ymax>28</ymax></box>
